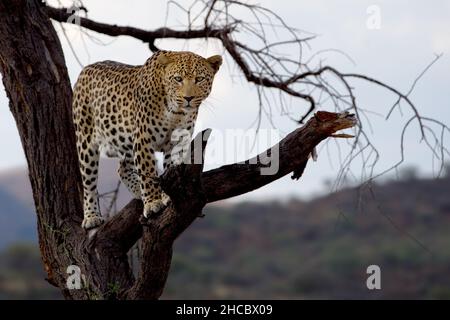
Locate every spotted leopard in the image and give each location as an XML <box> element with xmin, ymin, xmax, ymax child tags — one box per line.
<box><xmin>72</xmin><ymin>51</ymin><xmax>222</xmax><ymax>229</ymax></box>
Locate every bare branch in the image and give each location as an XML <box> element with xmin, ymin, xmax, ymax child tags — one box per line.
<box><xmin>97</xmin><ymin>111</ymin><xmax>357</xmax><ymax>260</ymax></box>
<box><xmin>44</xmin><ymin>2</ymin><xmax>447</xmax><ymax>183</ymax></box>
<box><xmin>45</xmin><ymin>5</ymin><xmax>234</xmax><ymax>49</ymax></box>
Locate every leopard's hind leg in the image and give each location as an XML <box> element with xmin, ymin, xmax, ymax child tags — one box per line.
<box><xmin>73</xmin><ymin>99</ymin><xmax>104</xmax><ymax>230</ymax></box>
<box><xmin>118</xmin><ymin>156</ymin><xmax>141</xmax><ymax>199</ymax></box>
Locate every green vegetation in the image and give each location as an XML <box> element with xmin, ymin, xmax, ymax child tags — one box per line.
<box><xmin>1</xmin><ymin>174</ymin><xmax>450</xmax><ymax>299</ymax></box>
<box><xmin>0</xmin><ymin>243</ymin><xmax>60</xmax><ymax>299</ymax></box>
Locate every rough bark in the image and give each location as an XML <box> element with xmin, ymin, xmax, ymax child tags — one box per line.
<box><xmin>0</xmin><ymin>0</ymin><xmax>356</xmax><ymax>299</ymax></box>
<box><xmin>0</xmin><ymin>0</ymin><xmax>85</xmax><ymax>299</ymax></box>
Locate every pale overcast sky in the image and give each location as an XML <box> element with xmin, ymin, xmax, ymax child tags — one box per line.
<box><xmin>0</xmin><ymin>0</ymin><xmax>449</xmax><ymax>201</ymax></box>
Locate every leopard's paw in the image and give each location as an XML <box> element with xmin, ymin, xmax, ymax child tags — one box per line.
<box><xmin>161</xmin><ymin>192</ymin><xmax>171</xmax><ymax>206</ymax></box>
<box><xmin>82</xmin><ymin>213</ymin><xmax>105</xmax><ymax>230</ymax></box>
<box><xmin>143</xmin><ymin>194</ymin><xmax>171</xmax><ymax>218</ymax></box>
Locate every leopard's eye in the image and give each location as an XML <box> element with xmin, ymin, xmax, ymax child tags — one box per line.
<box><xmin>195</xmin><ymin>76</ymin><xmax>205</xmax><ymax>83</ymax></box>
<box><xmin>174</xmin><ymin>76</ymin><xmax>182</xmax><ymax>82</ymax></box>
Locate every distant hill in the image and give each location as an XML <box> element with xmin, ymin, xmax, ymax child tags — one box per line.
<box><xmin>0</xmin><ymin>164</ymin><xmax>450</xmax><ymax>299</ymax></box>
<box><xmin>0</xmin><ymin>187</ymin><xmax>35</xmax><ymax>249</ymax></box>
<box><xmin>0</xmin><ymin>157</ymin><xmax>133</xmax><ymax>210</ymax></box>
<box><xmin>0</xmin><ymin>158</ymin><xmax>131</xmax><ymax>248</ymax></box>
<box><xmin>163</xmin><ymin>174</ymin><xmax>450</xmax><ymax>299</ymax></box>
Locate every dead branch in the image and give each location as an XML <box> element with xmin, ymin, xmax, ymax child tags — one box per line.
<box><xmin>45</xmin><ymin>1</ymin><xmax>448</xmax><ymax>185</ymax></box>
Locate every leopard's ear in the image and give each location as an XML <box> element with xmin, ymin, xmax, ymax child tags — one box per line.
<box><xmin>206</xmin><ymin>55</ymin><xmax>222</xmax><ymax>73</ymax></box>
<box><xmin>155</xmin><ymin>51</ymin><xmax>173</xmax><ymax>66</ymax></box>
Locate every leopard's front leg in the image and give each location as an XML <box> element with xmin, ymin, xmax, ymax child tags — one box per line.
<box><xmin>133</xmin><ymin>132</ymin><xmax>171</xmax><ymax>218</ymax></box>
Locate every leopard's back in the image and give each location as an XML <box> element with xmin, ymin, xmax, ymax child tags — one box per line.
<box><xmin>73</xmin><ymin>60</ymin><xmax>141</xmax><ymax>156</ymax></box>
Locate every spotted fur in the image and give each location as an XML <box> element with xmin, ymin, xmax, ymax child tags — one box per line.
<box><xmin>72</xmin><ymin>51</ymin><xmax>222</xmax><ymax>229</ymax></box>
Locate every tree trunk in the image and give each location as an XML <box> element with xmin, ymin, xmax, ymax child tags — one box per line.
<box><xmin>0</xmin><ymin>0</ymin><xmax>135</xmax><ymax>299</ymax></box>
<box><xmin>0</xmin><ymin>0</ymin><xmax>86</xmax><ymax>299</ymax></box>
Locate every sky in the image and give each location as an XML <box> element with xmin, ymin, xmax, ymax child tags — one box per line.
<box><xmin>0</xmin><ymin>0</ymin><xmax>449</xmax><ymax>201</ymax></box>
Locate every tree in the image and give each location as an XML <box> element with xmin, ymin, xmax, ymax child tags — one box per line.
<box><xmin>0</xmin><ymin>0</ymin><xmax>447</xmax><ymax>299</ymax></box>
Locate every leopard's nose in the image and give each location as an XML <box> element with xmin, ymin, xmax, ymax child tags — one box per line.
<box><xmin>184</xmin><ymin>96</ymin><xmax>194</xmax><ymax>102</ymax></box>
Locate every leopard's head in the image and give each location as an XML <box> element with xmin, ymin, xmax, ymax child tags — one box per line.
<box><xmin>155</xmin><ymin>51</ymin><xmax>222</xmax><ymax>111</ymax></box>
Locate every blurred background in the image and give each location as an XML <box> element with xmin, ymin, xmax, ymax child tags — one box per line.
<box><xmin>0</xmin><ymin>0</ymin><xmax>449</xmax><ymax>299</ymax></box>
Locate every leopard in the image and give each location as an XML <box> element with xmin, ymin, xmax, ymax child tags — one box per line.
<box><xmin>72</xmin><ymin>50</ymin><xmax>222</xmax><ymax>229</ymax></box>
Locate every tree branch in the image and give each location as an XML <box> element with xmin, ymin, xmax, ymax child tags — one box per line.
<box><xmin>44</xmin><ymin>1</ymin><xmax>447</xmax><ymax>182</ymax></box>
<box><xmin>44</xmin><ymin>3</ymin><xmax>316</xmax><ymax>118</ymax></box>
<box><xmin>96</xmin><ymin>111</ymin><xmax>357</xmax><ymax>271</ymax></box>
<box><xmin>203</xmin><ymin>111</ymin><xmax>356</xmax><ymax>202</ymax></box>
<box><xmin>45</xmin><ymin>6</ymin><xmax>233</xmax><ymax>52</ymax></box>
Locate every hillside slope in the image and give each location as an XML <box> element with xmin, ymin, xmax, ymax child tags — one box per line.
<box><xmin>163</xmin><ymin>175</ymin><xmax>450</xmax><ymax>299</ymax></box>
<box><xmin>0</xmin><ymin>166</ymin><xmax>449</xmax><ymax>299</ymax></box>
<box><xmin>0</xmin><ymin>188</ymin><xmax>35</xmax><ymax>249</ymax></box>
